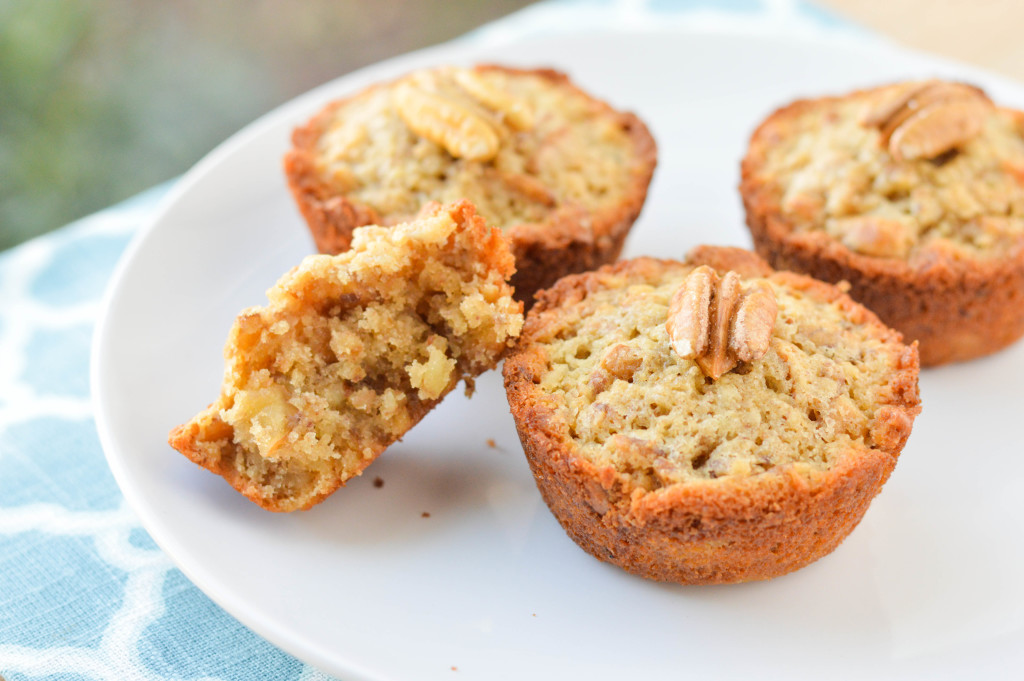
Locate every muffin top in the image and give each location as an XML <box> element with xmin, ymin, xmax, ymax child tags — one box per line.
<box><xmin>744</xmin><ymin>80</ymin><xmax>1024</xmax><ymax>263</ymax></box>
<box><xmin>505</xmin><ymin>249</ymin><xmax>920</xmax><ymax>492</ymax></box>
<box><xmin>293</xmin><ymin>65</ymin><xmax>655</xmax><ymax>233</ymax></box>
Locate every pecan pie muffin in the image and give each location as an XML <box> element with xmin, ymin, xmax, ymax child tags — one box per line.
<box><xmin>503</xmin><ymin>246</ymin><xmax>920</xmax><ymax>584</ymax></box>
<box><xmin>285</xmin><ymin>64</ymin><xmax>658</xmax><ymax>306</ymax></box>
<box><xmin>741</xmin><ymin>80</ymin><xmax>1024</xmax><ymax>365</ymax></box>
<box><xmin>169</xmin><ymin>201</ymin><xmax>523</xmax><ymax>512</ymax></box>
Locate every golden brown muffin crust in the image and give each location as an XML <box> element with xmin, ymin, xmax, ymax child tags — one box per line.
<box><xmin>504</xmin><ymin>248</ymin><xmax>920</xmax><ymax>584</ymax></box>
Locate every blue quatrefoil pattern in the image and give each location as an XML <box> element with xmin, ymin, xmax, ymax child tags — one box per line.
<box><xmin>0</xmin><ymin>189</ymin><xmax>336</xmax><ymax>680</ymax></box>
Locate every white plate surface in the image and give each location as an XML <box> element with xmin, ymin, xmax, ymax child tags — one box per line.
<box><xmin>93</xmin><ymin>28</ymin><xmax>1024</xmax><ymax>680</ymax></box>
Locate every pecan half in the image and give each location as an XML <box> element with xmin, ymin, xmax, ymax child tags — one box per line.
<box><xmin>666</xmin><ymin>266</ymin><xmax>778</xmax><ymax>380</ymax></box>
<box><xmin>393</xmin><ymin>82</ymin><xmax>500</xmax><ymax>161</ymax></box>
<box><xmin>862</xmin><ymin>81</ymin><xmax>993</xmax><ymax>161</ymax></box>
<box><xmin>451</xmin><ymin>68</ymin><xmax>534</xmax><ymax>130</ymax></box>
<box><xmin>392</xmin><ymin>68</ymin><xmax>534</xmax><ymax>161</ymax></box>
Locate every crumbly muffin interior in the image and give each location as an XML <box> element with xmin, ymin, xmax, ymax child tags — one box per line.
<box><xmin>171</xmin><ymin>203</ymin><xmax>523</xmax><ymax>509</ymax></box>
<box><xmin>531</xmin><ymin>266</ymin><xmax>902</xmax><ymax>490</ymax></box>
<box><xmin>314</xmin><ymin>67</ymin><xmax>636</xmax><ymax>229</ymax></box>
<box><xmin>755</xmin><ymin>84</ymin><xmax>1024</xmax><ymax>260</ymax></box>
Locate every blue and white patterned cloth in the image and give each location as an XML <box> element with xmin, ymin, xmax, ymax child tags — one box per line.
<box><xmin>0</xmin><ymin>1</ymin><xmax>857</xmax><ymax>678</ymax></box>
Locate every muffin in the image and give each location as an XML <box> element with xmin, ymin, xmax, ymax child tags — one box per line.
<box><xmin>502</xmin><ymin>246</ymin><xmax>920</xmax><ymax>584</ymax></box>
<box><xmin>169</xmin><ymin>201</ymin><xmax>523</xmax><ymax>512</ymax></box>
<box><xmin>741</xmin><ymin>79</ymin><xmax>1024</xmax><ymax>366</ymax></box>
<box><xmin>284</xmin><ymin>64</ymin><xmax>657</xmax><ymax>306</ymax></box>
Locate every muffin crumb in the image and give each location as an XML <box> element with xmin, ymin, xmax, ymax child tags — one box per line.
<box><xmin>168</xmin><ymin>201</ymin><xmax>523</xmax><ymax>511</ymax></box>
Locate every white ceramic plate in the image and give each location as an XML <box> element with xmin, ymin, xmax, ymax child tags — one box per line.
<box><xmin>93</xmin><ymin>27</ymin><xmax>1024</xmax><ymax>680</ymax></box>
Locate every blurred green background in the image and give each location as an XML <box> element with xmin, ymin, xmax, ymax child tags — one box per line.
<box><xmin>0</xmin><ymin>0</ymin><xmax>535</xmax><ymax>251</ymax></box>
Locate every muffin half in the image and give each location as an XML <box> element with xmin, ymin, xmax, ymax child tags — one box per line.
<box><xmin>285</xmin><ymin>64</ymin><xmax>657</xmax><ymax>306</ymax></box>
<box><xmin>741</xmin><ymin>79</ymin><xmax>1024</xmax><ymax>365</ymax></box>
<box><xmin>503</xmin><ymin>246</ymin><xmax>920</xmax><ymax>584</ymax></box>
<box><xmin>169</xmin><ymin>201</ymin><xmax>523</xmax><ymax>511</ymax></box>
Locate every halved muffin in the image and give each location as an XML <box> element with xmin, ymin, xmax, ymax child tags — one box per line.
<box><xmin>285</xmin><ymin>64</ymin><xmax>657</xmax><ymax>306</ymax></box>
<box><xmin>169</xmin><ymin>201</ymin><xmax>523</xmax><ymax>511</ymax></box>
<box><xmin>503</xmin><ymin>246</ymin><xmax>920</xmax><ymax>584</ymax></box>
<box><xmin>741</xmin><ymin>79</ymin><xmax>1024</xmax><ymax>365</ymax></box>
